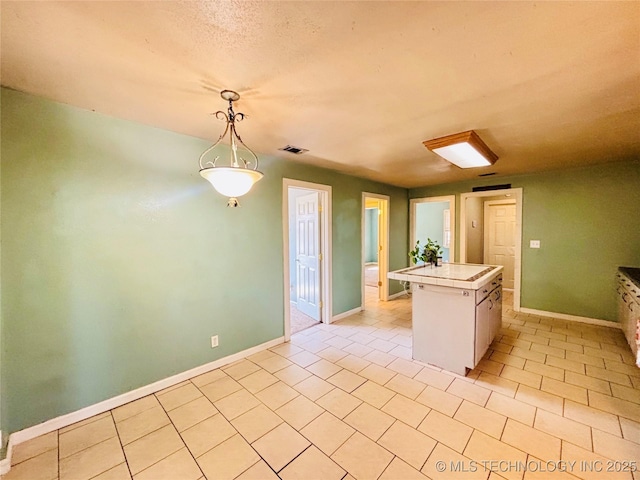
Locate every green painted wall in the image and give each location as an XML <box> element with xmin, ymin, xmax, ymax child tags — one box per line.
<box><xmin>364</xmin><ymin>208</ymin><xmax>378</xmax><ymax>263</ymax></box>
<box><xmin>0</xmin><ymin>88</ymin><xmax>408</xmax><ymax>434</ymax></box>
<box><xmin>410</xmin><ymin>160</ymin><xmax>640</xmax><ymax>321</ymax></box>
<box><xmin>415</xmin><ymin>201</ymin><xmax>450</xmax><ymax>262</ymax></box>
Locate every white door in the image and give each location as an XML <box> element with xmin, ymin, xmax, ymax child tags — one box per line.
<box><xmin>485</xmin><ymin>202</ymin><xmax>516</xmax><ymax>289</ymax></box>
<box><xmin>296</xmin><ymin>192</ymin><xmax>321</xmax><ymax>320</ymax></box>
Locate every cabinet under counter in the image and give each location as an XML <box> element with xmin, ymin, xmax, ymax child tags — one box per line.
<box><xmin>389</xmin><ymin>263</ymin><xmax>503</xmax><ymax>376</ymax></box>
<box><xmin>617</xmin><ymin>267</ymin><xmax>640</xmax><ymax>367</ymax></box>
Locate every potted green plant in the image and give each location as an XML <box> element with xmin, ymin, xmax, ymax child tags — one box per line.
<box><xmin>409</xmin><ymin>238</ymin><xmax>443</xmax><ymax>266</ymax></box>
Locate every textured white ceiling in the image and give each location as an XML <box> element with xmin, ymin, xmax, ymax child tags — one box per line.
<box><xmin>2</xmin><ymin>1</ymin><xmax>639</xmax><ymax>187</ymax></box>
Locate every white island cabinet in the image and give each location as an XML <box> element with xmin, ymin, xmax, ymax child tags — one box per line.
<box><xmin>617</xmin><ymin>267</ymin><xmax>640</xmax><ymax>366</ymax></box>
<box><xmin>389</xmin><ymin>263</ymin><xmax>503</xmax><ymax>376</ymax></box>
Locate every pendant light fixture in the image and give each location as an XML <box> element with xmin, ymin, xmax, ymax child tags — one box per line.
<box><xmin>423</xmin><ymin>130</ymin><xmax>498</xmax><ymax>168</ymax></box>
<box><xmin>199</xmin><ymin>90</ymin><xmax>264</xmax><ymax>207</ymax></box>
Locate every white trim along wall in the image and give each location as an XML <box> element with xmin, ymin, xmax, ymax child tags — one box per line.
<box><xmin>0</xmin><ymin>336</ymin><xmax>285</xmax><ymax>475</ymax></box>
<box><xmin>332</xmin><ymin>306</ymin><xmax>363</xmax><ymax>322</ymax></box>
<box><xmin>519</xmin><ymin>308</ymin><xmax>622</xmax><ymax>329</ymax></box>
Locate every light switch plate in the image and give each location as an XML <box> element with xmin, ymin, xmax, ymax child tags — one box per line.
<box><xmin>530</xmin><ymin>240</ymin><xmax>541</xmax><ymax>248</ymax></box>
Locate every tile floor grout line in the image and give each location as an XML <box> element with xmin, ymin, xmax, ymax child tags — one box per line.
<box><xmin>57</xmin><ymin>427</ymin><xmax>60</xmax><ymax>480</ymax></box>
<box><xmin>153</xmin><ymin>390</ymin><xmax>207</xmax><ymax>480</ymax></box>
<box><xmin>112</xmin><ymin>397</ymin><xmax>158</xmax><ymax>424</ymax></box>
<box><xmin>191</xmin><ymin>375</ymin><xmax>246</xmax><ymax>407</ymax></box>
<box><xmin>57</xmin><ymin>411</ymin><xmax>109</xmax><ymax>436</ymax></box>
<box><xmin>109</xmin><ymin>410</ymin><xmax>134</xmax><ymax>480</ymax></box>
<box><xmin>155</xmin><ymin>379</ymin><xmax>192</xmax><ymax>398</ymax></box>
<box><xmin>183</xmin><ymin>423</ymin><xmax>238</xmax><ymax>462</ymax></box>
<box><xmin>85</xmin><ymin>462</ymin><xmax>126</xmax><ymax>480</ymax></box>
<box><xmin>246</xmin><ymin>418</ymin><xmax>311</xmax><ymax>478</ymax></box>
<box><xmin>119</xmin><ymin>416</ymin><xmax>171</xmax><ymax>450</ymax></box>
<box><xmin>188</xmin><ymin>371</ymin><xmax>229</xmax><ymax>391</ymax></box>
<box><xmin>273</xmin><ymin>443</ymin><xmax>316</xmax><ymax>476</ymax></box>
<box><xmin>375</xmin><ymin>453</ymin><xmax>399</xmax><ymax>479</ymax></box>
<box><xmin>417</xmin><ymin>440</ymin><xmax>437</xmax><ymax>473</ymax></box>
<box><xmin>371</xmin><ymin>417</ymin><xmax>399</xmax><ymax>452</ymax></box>
<box><xmin>56</xmin><ymin>431</ymin><xmax>119</xmax><ymax>468</ymax></box>
<box><xmin>232</xmin><ymin>458</ymin><xmax>265</xmax><ymax>479</ymax></box>
<box><xmin>229</xmin><ymin>404</ymin><xmax>283</xmax><ymax>447</ymax></box>
<box><xmin>497</xmin><ymin>409</ymin><xmax>510</xmax><ymax>443</ymax></box>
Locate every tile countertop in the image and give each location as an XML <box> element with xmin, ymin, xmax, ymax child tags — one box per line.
<box><xmin>619</xmin><ymin>266</ymin><xmax>640</xmax><ymax>289</ymax></box>
<box><xmin>388</xmin><ymin>263</ymin><xmax>503</xmax><ymax>290</ymax></box>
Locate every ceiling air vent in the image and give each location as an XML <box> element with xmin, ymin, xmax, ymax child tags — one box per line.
<box><xmin>279</xmin><ymin>145</ymin><xmax>309</xmax><ymax>155</ymax></box>
<box><xmin>472</xmin><ymin>184</ymin><xmax>512</xmax><ymax>192</ymax></box>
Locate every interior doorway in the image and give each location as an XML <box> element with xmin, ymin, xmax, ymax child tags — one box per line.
<box><xmin>410</xmin><ymin>196</ymin><xmax>456</xmax><ymax>263</ymax></box>
<box><xmin>361</xmin><ymin>193</ymin><xmax>389</xmax><ymax>306</ymax></box>
<box><xmin>460</xmin><ymin>188</ymin><xmax>523</xmax><ymax>310</ymax></box>
<box><xmin>283</xmin><ymin>179</ymin><xmax>332</xmax><ymax>339</ymax></box>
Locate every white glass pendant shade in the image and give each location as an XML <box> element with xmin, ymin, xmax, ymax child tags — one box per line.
<box><xmin>200</xmin><ymin>167</ymin><xmax>263</xmax><ymax>197</ymax></box>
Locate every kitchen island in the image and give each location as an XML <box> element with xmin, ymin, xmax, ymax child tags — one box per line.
<box><xmin>617</xmin><ymin>267</ymin><xmax>640</xmax><ymax>367</ymax></box>
<box><xmin>388</xmin><ymin>263</ymin><xmax>503</xmax><ymax>375</ymax></box>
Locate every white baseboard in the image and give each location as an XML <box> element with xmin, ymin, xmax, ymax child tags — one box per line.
<box><xmin>1</xmin><ymin>336</ymin><xmax>285</xmax><ymax>473</ymax></box>
<box><xmin>0</xmin><ymin>458</ymin><xmax>9</xmax><ymax>475</ymax></box>
<box><xmin>0</xmin><ymin>428</ymin><xmax>7</xmax><ymax>474</ymax></box>
<box><xmin>520</xmin><ymin>308</ymin><xmax>622</xmax><ymax>329</ymax></box>
<box><xmin>332</xmin><ymin>306</ymin><xmax>362</xmax><ymax>322</ymax></box>
<box><xmin>388</xmin><ymin>290</ymin><xmax>409</xmax><ymax>300</ymax></box>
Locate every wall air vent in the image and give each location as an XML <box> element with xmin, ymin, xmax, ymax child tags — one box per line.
<box><xmin>279</xmin><ymin>145</ymin><xmax>309</xmax><ymax>155</ymax></box>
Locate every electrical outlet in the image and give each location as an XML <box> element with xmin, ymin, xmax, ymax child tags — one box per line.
<box><xmin>211</xmin><ymin>335</ymin><xmax>219</xmax><ymax>348</ymax></box>
<box><xmin>530</xmin><ymin>240</ymin><xmax>541</xmax><ymax>249</ymax></box>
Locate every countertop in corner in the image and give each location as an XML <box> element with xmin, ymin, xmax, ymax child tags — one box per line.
<box><xmin>619</xmin><ymin>266</ymin><xmax>640</xmax><ymax>289</ymax></box>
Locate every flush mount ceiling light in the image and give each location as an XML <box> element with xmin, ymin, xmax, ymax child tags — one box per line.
<box><xmin>199</xmin><ymin>90</ymin><xmax>263</xmax><ymax>207</ymax></box>
<box><xmin>423</xmin><ymin>130</ymin><xmax>498</xmax><ymax>169</ymax></box>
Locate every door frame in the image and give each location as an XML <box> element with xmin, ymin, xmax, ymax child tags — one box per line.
<box><xmin>361</xmin><ymin>192</ymin><xmax>390</xmax><ymax>304</ymax></box>
<box><xmin>460</xmin><ymin>188</ymin><xmax>523</xmax><ymax>311</ymax></box>
<box><xmin>409</xmin><ymin>195</ymin><xmax>456</xmax><ymax>262</ymax></box>
<box><xmin>283</xmin><ymin>179</ymin><xmax>332</xmax><ymax>341</ymax></box>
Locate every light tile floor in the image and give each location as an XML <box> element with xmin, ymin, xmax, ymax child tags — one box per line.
<box><xmin>5</xmin><ymin>290</ymin><xmax>640</xmax><ymax>480</ymax></box>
